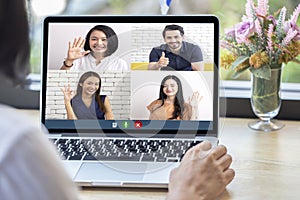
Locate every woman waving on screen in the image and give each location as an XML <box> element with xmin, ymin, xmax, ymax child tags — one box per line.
<box><xmin>61</xmin><ymin>71</ymin><xmax>114</xmax><ymax>120</ymax></box>
<box><xmin>60</xmin><ymin>25</ymin><xmax>128</xmax><ymax>71</ymax></box>
<box><xmin>147</xmin><ymin>75</ymin><xmax>203</xmax><ymax>120</ymax></box>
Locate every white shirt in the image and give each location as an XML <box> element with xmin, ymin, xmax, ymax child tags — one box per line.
<box><xmin>70</xmin><ymin>53</ymin><xmax>129</xmax><ymax>71</ymax></box>
<box><xmin>0</xmin><ymin>105</ymin><xmax>79</xmax><ymax>200</ymax></box>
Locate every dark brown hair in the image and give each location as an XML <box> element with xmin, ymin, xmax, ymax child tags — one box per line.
<box><xmin>76</xmin><ymin>71</ymin><xmax>105</xmax><ymax>113</ymax></box>
<box><xmin>158</xmin><ymin>75</ymin><xmax>185</xmax><ymax>119</ymax></box>
<box><xmin>0</xmin><ymin>0</ymin><xmax>30</xmax><ymax>87</ymax></box>
<box><xmin>84</xmin><ymin>25</ymin><xmax>118</xmax><ymax>57</ymax></box>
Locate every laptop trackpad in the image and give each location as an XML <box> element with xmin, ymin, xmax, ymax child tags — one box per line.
<box><xmin>75</xmin><ymin>162</ymin><xmax>146</xmax><ymax>183</ymax></box>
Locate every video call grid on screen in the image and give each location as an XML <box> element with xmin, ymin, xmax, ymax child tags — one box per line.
<box><xmin>43</xmin><ymin>16</ymin><xmax>219</xmax><ymax>134</ymax></box>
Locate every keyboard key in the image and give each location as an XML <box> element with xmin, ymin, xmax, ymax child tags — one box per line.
<box><xmin>68</xmin><ymin>155</ymin><xmax>83</xmax><ymax>160</ymax></box>
<box><xmin>167</xmin><ymin>158</ymin><xmax>179</xmax><ymax>162</ymax></box>
<box><xmin>83</xmin><ymin>154</ymin><xmax>97</xmax><ymax>160</ymax></box>
<box><xmin>156</xmin><ymin>157</ymin><xmax>167</xmax><ymax>162</ymax></box>
<box><xmin>141</xmin><ymin>155</ymin><xmax>155</xmax><ymax>162</ymax></box>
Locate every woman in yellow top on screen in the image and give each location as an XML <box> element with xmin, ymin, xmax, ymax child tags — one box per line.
<box><xmin>147</xmin><ymin>75</ymin><xmax>202</xmax><ymax>120</ymax></box>
<box><xmin>61</xmin><ymin>71</ymin><xmax>114</xmax><ymax>120</ymax></box>
<box><xmin>60</xmin><ymin>25</ymin><xmax>128</xmax><ymax>71</ymax></box>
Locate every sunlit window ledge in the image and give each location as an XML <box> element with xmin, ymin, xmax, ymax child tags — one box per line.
<box><xmin>27</xmin><ymin>73</ymin><xmax>41</xmax><ymax>91</ymax></box>
<box><xmin>221</xmin><ymin>80</ymin><xmax>300</xmax><ymax>100</ymax></box>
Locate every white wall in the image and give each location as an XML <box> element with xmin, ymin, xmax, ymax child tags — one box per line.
<box><xmin>131</xmin><ymin>71</ymin><xmax>214</xmax><ymax>120</ymax></box>
<box><xmin>48</xmin><ymin>23</ymin><xmax>132</xmax><ymax>69</ymax></box>
<box><xmin>47</xmin><ymin>22</ymin><xmax>215</xmax><ymax>69</ymax></box>
<box><xmin>131</xmin><ymin>23</ymin><xmax>215</xmax><ymax>63</ymax></box>
<box><xmin>46</xmin><ymin>70</ymin><xmax>130</xmax><ymax>119</ymax></box>
<box><xmin>45</xmin><ymin>70</ymin><xmax>213</xmax><ymax>121</ymax></box>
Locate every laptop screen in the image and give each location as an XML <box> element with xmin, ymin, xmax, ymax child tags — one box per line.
<box><xmin>41</xmin><ymin>16</ymin><xmax>219</xmax><ymax>137</ymax></box>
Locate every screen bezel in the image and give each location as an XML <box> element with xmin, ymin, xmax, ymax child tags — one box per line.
<box><xmin>41</xmin><ymin>15</ymin><xmax>219</xmax><ymax>137</ymax></box>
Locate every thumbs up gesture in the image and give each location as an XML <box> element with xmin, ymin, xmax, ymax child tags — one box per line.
<box><xmin>158</xmin><ymin>52</ymin><xmax>169</xmax><ymax>68</ymax></box>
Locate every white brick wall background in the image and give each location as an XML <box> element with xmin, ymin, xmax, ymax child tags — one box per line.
<box><xmin>45</xmin><ymin>24</ymin><xmax>214</xmax><ymax>120</ymax></box>
<box><xmin>131</xmin><ymin>23</ymin><xmax>214</xmax><ymax>63</ymax></box>
<box><xmin>46</xmin><ymin>70</ymin><xmax>131</xmax><ymax>120</ymax></box>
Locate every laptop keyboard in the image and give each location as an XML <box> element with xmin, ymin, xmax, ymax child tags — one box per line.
<box><xmin>50</xmin><ymin>138</ymin><xmax>202</xmax><ymax>162</ymax></box>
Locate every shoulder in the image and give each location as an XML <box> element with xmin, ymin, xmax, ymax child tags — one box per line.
<box><xmin>116</xmin><ymin>58</ymin><xmax>129</xmax><ymax>70</ymax></box>
<box><xmin>101</xmin><ymin>95</ymin><xmax>112</xmax><ymax>104</ymax></box>
<box><xmin>85</xmin><ymin>53</ymin><xmax>93</xmax><ymax>60</ymax></box>
<box><xmin>184</xmin><ymin>102</ymin><xmax>192</xmax><ymax>109</ymax></box>
<box><xmin>109</xmin><ymin>55</ymin><xmax>126</xmax><ymax>64</ymax></box>
<box><xmin>147</xmin><ymin>100</ymin><xmax>162</xmax><ymax>111</ymax></box>
<box><xmin>148</xmin><ymin>99</ymin><xmax>162</xmax><ymax>106</ymax></box>
<box><xmin>0</xmin><ymin>105</ymin><xmax>44</xmax><ymax>162</ymax></box>
<box><xmin>183</xmin><ymin>41</ymin><xmax>200</xmax><ymax>49</ymax></box>
<box><xmin>0</xmin><ymin>105</ymin><xmax>79</xmax><ymax>199</ymax></box>
<box><xmin>71</xmin><ymin>95</ymin><xmax>81</xmax><ymax>105</ymax></box>
<box><xmin>105</xmin><ymin>56</ymin><xmax>129</xmax><ymax>70</ymax></box>
<box><xmin>100</xmin><ymin>95</ymin><xmax>107</xmax><ymax>100</ymax></box>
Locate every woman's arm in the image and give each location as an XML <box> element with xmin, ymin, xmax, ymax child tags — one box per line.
<box><xmin>60</xmin><ymin>59</ymin><xmax>74</xmax><ymax>70</ymax></box>
<box><xmin>64</xmin><ymin>101</ymin><xmax>78</xmax><ymax>120</ymax></box>
<box><xmin>61</xmin><ymin>85</ymin><xmax>77</xmax><ymax>120</ymax></box>
<box><xmin>104</xmin><ymin>96</ymin><xmax>114</xmax><ymax>120</ymax></box>
<box><xmin>188</xmin><ymin>92</ymin><xmax>203</xmax><ymax>120</ymax></box>
<box><xmin>60</xmin><ymin>37</ymin><xmax>90</xmax><ymax>70</ymax></box>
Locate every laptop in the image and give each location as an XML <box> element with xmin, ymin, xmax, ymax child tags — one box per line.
<box><xmin>41</xmin><ymin>15</ymin><xmax>220</xmax><ymax>188</ymax></box>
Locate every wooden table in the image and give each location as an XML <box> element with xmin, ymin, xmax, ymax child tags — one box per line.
<box><xmin>21</xmin><ymin>110</ymin><xmax>300</xmax><ymax>199</ymax></box>
<box><xmin>78</xmin><ymin>118</ymin><xmax>300</xmax><ymax>200</ymax></box>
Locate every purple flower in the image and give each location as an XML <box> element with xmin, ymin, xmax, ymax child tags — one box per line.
<box><xmin>235</xmin><ymin>20</ymin><xmax>255</xmax><ymax>43</ymax></box>
<box><xmin>284</xmin><ymin>21</ymin><xmax>300</xmax><ymax>40</ymax></box>
<box><xmin>225</xmin><ymin>26</ymin><xmax>235</xmax><ymax>37</ymax></box>
<box><xmin>266</xmin><ymin>15</ymin><xmax>277</xmax><ymax>26</ymax></box>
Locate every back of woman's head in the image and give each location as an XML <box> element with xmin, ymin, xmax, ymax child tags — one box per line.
<box><xmin>0</xmin><ymin>0</ymin><xmax>30</xmax><ymax>87</ymax></box>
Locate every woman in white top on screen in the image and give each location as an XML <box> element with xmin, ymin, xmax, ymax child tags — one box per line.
<box><xmin>60</xmin><ymin>25</ymin><xmax>128</xmax><ymax>71</ymax></box>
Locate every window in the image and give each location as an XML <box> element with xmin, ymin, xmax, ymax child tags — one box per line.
<box><xmin>24</xmin><ymin>0</ymin><xmax>299</xmax><ymax>119</ymax></box>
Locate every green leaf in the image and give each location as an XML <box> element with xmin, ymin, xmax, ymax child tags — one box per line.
<box><xmin>231</xmin><ymin>56</ymin><xmax>249</xmax><ymax>70</ymax></box>
<box><xmin>231</xmin><ymin>65</ymin><xmax>250</xmax><ymax>79</ymax></box>
<box><xmin>249</xmin><ymin>65</ymin><xmax>271</xmax><ymax>80</ymax></box>
<box><xmin>291</xmin><ymin>58</ymin><xmax>300</xmax><ymax>64</ymax></box>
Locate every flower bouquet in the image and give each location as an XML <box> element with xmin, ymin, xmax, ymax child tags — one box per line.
<box><xmin>221</xmin><ymin>0</ymin><xmax>300</xmax><ymax>80</ymax></box>
<box><xmin>221</xmin><ymin>0</ymin><xmax>300</xmax><ymax>131</ymax></box>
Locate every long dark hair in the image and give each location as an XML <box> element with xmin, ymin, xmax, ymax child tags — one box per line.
<box><xmin>84</xmin><ymin>25</ymin><xmax>118</xmax><ymax>57</ymax></box>
<box><xmin>0</xmin><ymin>0</ymin><xmax>30</xmax><ymax>87</ymax></box>
<box><xmin>76</xmin><ymin>71</ymin><xmax>105</xmax><ymax>112</ymax></box>
<box><xmin>158</xmin><ymin>75</ymin><xmax>185</xmax><ymax>119</ymax></box>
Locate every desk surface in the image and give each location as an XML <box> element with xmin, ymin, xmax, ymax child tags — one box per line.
<box><xmin>23</xmin><ymin>110</ymin><xmax>300</xmax><ymax>199</ymax></box>
<box><xmin>79</xmin><ymin>118</ymin><xmax>300</xmax><ymax>200</ymax></box>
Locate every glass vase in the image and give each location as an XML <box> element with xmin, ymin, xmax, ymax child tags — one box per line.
<box><xmin>248</xmin><ymin>67</ymin><xmax>285</xmax><ymax>132</ymax></box>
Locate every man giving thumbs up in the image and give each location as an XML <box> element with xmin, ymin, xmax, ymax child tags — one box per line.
<box><xmin>148</xmin><ymin>24</ymin><xmax>204</xmax><ymax>71</ymax></box>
